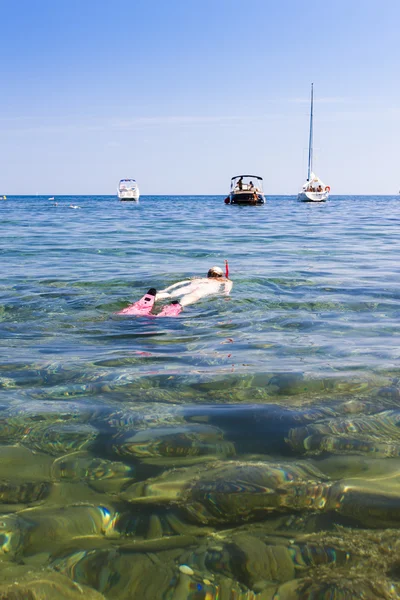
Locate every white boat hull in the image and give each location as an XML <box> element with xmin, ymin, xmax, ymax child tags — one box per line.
<box><xmin>297</xmin><ymin>190</ymin><xmax>329</xmax><ymax>203</ymax></box>
<box><xmin>118</xmin><ymin>189</ymin><xmax>140</xmax><ymax>201</ymax></box>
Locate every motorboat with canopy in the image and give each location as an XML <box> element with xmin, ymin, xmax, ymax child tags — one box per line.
<box><xmin>226</xmin><ymin>175</ymin><xmax>265</xmax><ymax>205</ymax></box>
<box><xmin>297</xmin><ymin>84</ymin><xmax>330</xmax><ymax>203</ymax></box>
<box><xmin>118</xmin><ymin>179</ymin><xmax>140</xmax><ymax>201</ymax></box>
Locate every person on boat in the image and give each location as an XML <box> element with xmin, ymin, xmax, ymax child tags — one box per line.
<box><xmin>117</xmin><ymin>264</ymin><xmax>232</xmax><ymax>317</ymax></box>
<box><xmin>249</xmin><ymin>180</ymin><xmax>254</xmax><ymax>190</ymax></box>
<box><xmin>237</xmin><ymin>177</ymin><xmax>243</xmax><ymax>191</ymax></box>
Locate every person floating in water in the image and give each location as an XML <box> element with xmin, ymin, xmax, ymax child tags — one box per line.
<box><xmin>117</xmin><ymin>263</ymin><xmax>232</xmax><ymax>317</ymax></box>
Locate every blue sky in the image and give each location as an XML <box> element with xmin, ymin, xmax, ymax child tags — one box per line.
<box><xmin>1</xmin><ymin>0</ymin><xmax>399</xmax><ymax>195</ymax></box>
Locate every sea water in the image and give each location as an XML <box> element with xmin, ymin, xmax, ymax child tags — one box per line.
<box><xmin>0</xmin><ymin>195</ymin><xmax>400</xmax><ymax>598</ymax></box>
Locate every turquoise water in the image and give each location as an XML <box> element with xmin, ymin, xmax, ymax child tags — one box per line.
<box><xmin>1</xmin><ymin>195</ymin><xmax>400</xmax><ymax>598</ymax></box>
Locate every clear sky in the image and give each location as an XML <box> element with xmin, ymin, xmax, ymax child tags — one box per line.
<box><xmin>1</xmin><ymin>0</ymin><xmax>399</xmax><ymax>195</ymax></box>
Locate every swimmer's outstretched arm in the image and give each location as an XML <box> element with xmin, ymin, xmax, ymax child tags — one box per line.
<box><xmin>162</xmin><ymin>279</ymin><xmax>192</xmax><ymax>292</ymax></box>
<box><xmin>155</xmin><ymin>279</ymin><xmax>192</xmax><ymax>301</ymax></box>
<box><xmin>157</xmin><ymin>278</ymin><xmax>232</xmax><ymax>305</ymax></box>
<box><xmin>224</xmin><ymin>280</ymin><xmax>233</xmax><ymax>295</ymax></box>
<box><xmin>180</xmin><ymin>280</ymin><xmax>232</xmax><ymax>307</ymax></box>
<box><xmin>179</xmin><ymin>289</ymin><xmax>206</xmax><ymax>307</ymax></box>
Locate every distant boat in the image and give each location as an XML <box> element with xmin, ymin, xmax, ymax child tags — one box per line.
<box><xmin>118</xmin><ymin>179</ymin><xmax>140</xmax><ymax>201</ymax></box>
<box><xmin>226</xmin><ymin>175</ymin><xmax>266</xmax><ymax>205</ymax></box>
<box><xmin>297</xmin><ymin>84</ymin><xmax>330</xmax><ymax>203</ymax></box>
<box><xmin>48</xmin><ymin>197</ymin><xmax>55</xmax><ymax>201</ymax></box>
<box><xmin>2</xmin><ymin>196</ymin><xmax>6</xmax><ymax>200</ymax></box>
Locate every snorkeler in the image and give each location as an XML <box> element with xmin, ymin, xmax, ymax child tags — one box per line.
<box><xmin>117</xmin><ymin>263</ymin><xmax>232</xmax><ymax>317</ymax></box>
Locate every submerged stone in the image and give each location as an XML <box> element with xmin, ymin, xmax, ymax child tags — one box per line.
<box><xmin>121</xmin><ymin>460</ymin><xmax>331</xmax><ymax>525</ymax></box>
<box><xmin>287</xmin><ymin>410</ymin><xmax>400</xmax><ymax>458</ymax></box>
<box><xmin>52</xmin><ymin>546</ymin><xmax>255</xmax><ymax>599</ymax></box>
<box><xmin>51</xmin><ymin>451</ymin><xmax>134</xmax><ymax>493</ymax></box>
<box><xmin>0</xmin><ymin>563</ymin><xmax>106</xmax><ymax>599</ymax></box>
<box><xmin>0</xmin><ymin>480</ymin><xmax>50</xmax><ymax>505</ymax></box>
<box><xmin>105</xmin><ymin>403</ymin><xmax>186</xmax><ymax>431</ymax></box>
<box><xmin>21</xmin><ymin>422</ymin><xmax>99</xmax><ymax>456</ymax></box>
<box><xmin>271</xmin><ymin>576</ymin><xmax>400</xmax><ymax>599</ymax></box>
<box><xmin>0</xmin><ymin>504</ymin><xmax>118</xmax><ymax>559</ymax></box>
<box><xmin>122</xmin><ymin>457</ymin><xmax>400</xmax><ymax>529</ymax></box>
<box><xmin>113</xmin><ymin>423</ymin><xmax>235</xmax><ymax>465</ymax></box>
<box><xmin>0</xmin><ymin>444</ymin><xmax>54</xmax><ymax>480</ymax></box>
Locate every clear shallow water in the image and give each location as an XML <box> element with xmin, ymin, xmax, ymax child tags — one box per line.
<box><xmin>1</xmin><ymin>195</ymin><xmax>400</xmax><ymax>598</ymax></box>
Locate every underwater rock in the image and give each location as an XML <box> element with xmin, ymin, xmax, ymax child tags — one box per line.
<box><xmin>287</xmin><ymin>410</ymin><xmax>400</xmax><ymax>458</ymax></box>
<box><xmin>50</xmin><ymin>525</ymin><xmax>400</xmax><ymax>599</ymax></box>
<box><xmin>47</xmin><ymin>517</ymin><xmax>400</xmax><ymax>598</ymax></box>
<box><xmin>339</xmin><ymin>399</ymin><xmax>368</xmax><ymax>414</ymax></box>
<box><xmin>378</xmin><ymin>384</ymin><xmax>400</xmax><ymax>402</ymax></box>
<box><xmin>267</xmin><ymin>373</ymin><xmax>306</xmax><ymax>396</ymax></box>
<box><xmin>0</xmin><ymin>513</ymin><xmax>26</xmax><ymax>558</ymax></box>
<box><xmin>51</xmin><ymin>451</ymin><xmax>134</xmax><ymax>493</ymax></box>
<box><xmin>0</xmin><ymin>504</ymin><xmax>118</xmax><ymax>559</ymax></box>
<box><xmin>0</xmin><ymin>417</ymin><xmax>29</xmax><ymax>444</ymax></box>
<box><xmin>313</xmin><ymin>455</ymin><xmax>400</xmax><ymax>481</ymax></box>
<box><xmin>53</xmin><ymin>548</ymin><xmax>179</xmax><ymax>598</ymax></box>
<box><xmin>105</xmin><ymin>403</ymin><xmax>186</xmax><ymax>431</ymax></box>
<box><xmin>0</xmin><ymin>400</ymin><xmax>107</xmax><ymax>453</ymax></box>
<box><xmin>122</xmin><ymin>458</ymin><xmax>400</xmax><ymax>529</ymax></box>
<box><xmin>113</xmin><ymin>423</ymin><xmax>235</xmax><ymax>465</ymax></box>
<box><xmin>0</xmin><ymin>444</ymin><xmax>55</xmax><ymax>480</ymax></box>
<box><xmin>0</xmin><ymin>480</ymin><xmax>50</xmax><ymax>505</ymax></box>
<box><xmin>2</xmin><ymin>399</ymin><xmax>96</xmax><ymax>423</ymax></box>
<box><xmin>0</xmin><ymin>564</ymin><xmax>106</xmax><ymax>599</ymax></box>
<box><xmin>269</xmin><ymin>576</ymin><xmax>400</xmax><ymax>599</ymax></box>
<box><xmin>327</xmin><ymin>477</ymin><xmax>400</xmax><ymax>528</ymax></box>
<box><xmin>179</xmin><ymin>523</ymin><xmax>400</xmax><ymax>596</ymax></box>
<box><xmin>0</xmin><ymin>446</ymin><xmax>133</xmax><ymax>500</ymax></box>
<box><xmin>180</xmin><ymin>524</ymin><xmax>354</xmax><ymax>591</ymax></box>
<box><xmin>115</xmin><ymin>505</ymin><xmax>214</xmax><ymax>540</ymax></box>
<box><xmin>182</xmin><ymin>534</ymin><xmax>296</xmax><ymax>589</ymax></box>
<box><xmin>42</xmin><ymin>480</ymin><xmax>123</xmax><ymax>509</ymax></box>
<box><xmin>0</xmin><ymin>445</ymin><xmax>134</xmax><ymax>494</ymax></box>
<box><xmin>21</xmin><ymin>422</ymin><xmax>99</xmax><ymax>456</ymax></box>
<box><xmin>53</xmin><ymin>546</ymin><xmax>257</xmax><ymax>600</ymax></box>
<box><xmin>121</xmin><ymin>460</ymin><xmax>331</xmax><ymax>525</ymax></box>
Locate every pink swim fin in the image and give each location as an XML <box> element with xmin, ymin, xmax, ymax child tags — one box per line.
<box><xmin>116</xmin><ymin>288</ymin><xmax>156</xmax><ymax>316</ymax></box>
<box><xmin>156</xmin><ymin>301</ymin><xmax>182</xmax><ymax>317</ymax></box>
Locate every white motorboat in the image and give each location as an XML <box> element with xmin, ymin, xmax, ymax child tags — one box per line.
<box><xmin>298</xmin><ymin>84</ymin><xmax>330</xmax><ymax>203</ymax></box>
<box><xmin>225</xmin><ymin>175</ymin><xmax>266</xmax><ymax>205</ymax></box>
<box><xmin>118</xmin><ymin>179</ymin><xmax>140</xmax><ymax>201</ymax></box>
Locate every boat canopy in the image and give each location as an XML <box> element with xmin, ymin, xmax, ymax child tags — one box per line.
<box><xmin>118</xmin><ymin>179</ymin><xmax>138</xmax><ymax>191</ymax></box>
<box><xmin>230</xmin><ymin>175</ymin><xmax>263</xmax><ymax>192</ymax></box>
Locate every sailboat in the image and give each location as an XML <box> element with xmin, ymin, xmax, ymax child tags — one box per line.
<box><xmin>298</xmin><ymin>83</ymin><xmax>330</xmax><ymax>203</ymax></box>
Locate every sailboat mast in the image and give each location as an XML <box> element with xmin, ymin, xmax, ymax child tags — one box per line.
<box><xmin>307</xmin><ymin>83</ymin><xmax>314</xmax><ymax>180</ymax></box>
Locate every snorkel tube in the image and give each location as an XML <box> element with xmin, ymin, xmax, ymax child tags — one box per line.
<box><xmin>225</xmin><ymin>259</ymin><xmax>229</xmax><ymax>278</ymax></box>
